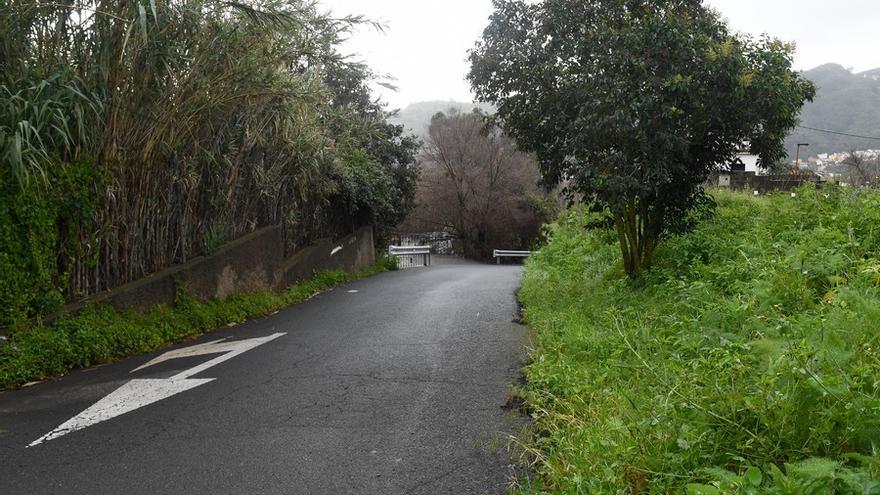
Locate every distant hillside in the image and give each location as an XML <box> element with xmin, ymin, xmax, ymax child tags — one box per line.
<box><xmin>396</xmin><ymin>65</ymin><xmax>880</xmax><ymax>157</ymax></box>
<box><xmin>785</xmin><ymin>63</ymin><xmax>880</xmax><ymax>156</ymax></box>
<box><xmin>389</xmin><ymin>100</ymin><xmax>494</xmax><ymax>139</ymax></box>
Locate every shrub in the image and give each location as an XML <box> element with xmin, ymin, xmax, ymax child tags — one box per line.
<box><xmin>0</xmin><ymin>156</ymin><xmax>105</xmax><ymax>326</ymax></box>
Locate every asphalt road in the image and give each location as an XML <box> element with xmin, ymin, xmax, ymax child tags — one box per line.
<box><xmin>0</xmin><ymin>261</ymin><xmax>528</xmax><ymax>494</ymax></box>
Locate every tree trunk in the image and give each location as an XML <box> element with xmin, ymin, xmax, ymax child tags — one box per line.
<box><xmin>612</xmin><ymin>199</ymin><xmax>658</xmax><ymax>277</ymax></box>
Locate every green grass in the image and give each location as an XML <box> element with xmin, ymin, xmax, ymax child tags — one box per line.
<box><xmin>0</xmin><ymin>257</ymin><xmax>395</xmax><ymax>390</ymax></box>
<box><xmin>516</xmin><ymin>185</ymin><xmax>880</xmax><ymax>494</ymax></box>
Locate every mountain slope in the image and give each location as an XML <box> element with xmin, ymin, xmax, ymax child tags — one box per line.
<box><xmin>394</xmin><ymin>64</ymin><xmax>880</xmax><ymax>157</ymax></box>
<box><xmin>785</xmin><ymin>63</ymin><xmax>880</xmax><ymax>156</ymax></box>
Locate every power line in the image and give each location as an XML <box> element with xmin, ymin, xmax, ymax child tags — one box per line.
<box><xmin>797</xmin><ymin>125</ymin><xmax>880</xmax><ymax>141</ymax></box>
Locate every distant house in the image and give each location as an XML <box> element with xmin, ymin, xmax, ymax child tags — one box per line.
<box><xmin>716</xmin><ymin>152</ymin><xmax>759</xmax><ymax>188</ymax></box>
<box><xmin>727</xmin><ymin>153</ymin><xmax>761</xmax><ymax>174</ymax></box>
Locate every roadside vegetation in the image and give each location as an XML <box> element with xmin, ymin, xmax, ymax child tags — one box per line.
<box><xmin>0</xmin><ymin>256</ymin><xmax>396</xmax><ymax>391</ymax></box>
<box><xmin>0</xmin><ymin>1</ymin><xmax>418</xmax><ymax>327</ymax></box>
<box><xmin>516</xmin><ymin>186</ymin><xmax>880</xmax><ymax>493</ymax></box>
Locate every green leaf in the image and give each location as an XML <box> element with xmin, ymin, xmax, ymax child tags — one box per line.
<box><xmin>686</xmin><ymin>484</ymin><xmax>720</xmax><ymax>495</ymax></box>
<box><xmin>744</xmin><ymin>467</ymin><xmax>762</xmax><ymax>486</ymax></box>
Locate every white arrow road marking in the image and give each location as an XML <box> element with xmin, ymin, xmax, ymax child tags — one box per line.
<box><xmin>29</xmin><ymin>332</ymin><xmax>285</xmax><ymax>447</ymax></box>
<box><xmin>29</xmin><ymin>377</ymin><xmax>215</xmax><ymax>447</ymax></box>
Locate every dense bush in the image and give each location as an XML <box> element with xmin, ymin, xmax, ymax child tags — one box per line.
<box><xmin>0</xmin><ymin>156</ymin><xmax>106</xmax><ymax>324</ymax></box>
<box><xmin>517</xmin><ymin>186</ymin><xmax>880</xmax><ymax>493</ymax></box>
<box><xmin>0</xmin><ymin>1</ymin><xmax>417</xmax><ymax>326</ymax></box>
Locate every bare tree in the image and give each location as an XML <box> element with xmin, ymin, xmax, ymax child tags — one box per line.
<box><xmin>843</xmin><ymin>150</ymin><xmax>880</xmax><ymax>186</ymax></box>
<box><xmin>402</xmin><ymin>110</ymin><xmax>555</xmax><ymax>259</ymax></box>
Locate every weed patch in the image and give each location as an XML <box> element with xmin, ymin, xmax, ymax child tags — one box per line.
<box><xmin>516</xmin><ymin>185</ymin><xmax>880</xmax><ymax>493</ymax></box>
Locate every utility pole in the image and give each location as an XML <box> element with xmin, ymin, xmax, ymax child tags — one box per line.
<box><xmin>795</xmin><ymin>143</ymin><xmax>810</xmax><ymax>170</ymax></box>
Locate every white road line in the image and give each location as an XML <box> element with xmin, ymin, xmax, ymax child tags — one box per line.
<box><xmin>29</xmin><ymin>332</ymin><xmax>286</xmax><ymax>447</ymax></box>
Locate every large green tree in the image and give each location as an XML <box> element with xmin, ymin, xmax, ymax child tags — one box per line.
<box><xmin>469</xmin><ymin>0</ymin><xmax>815</xmax><ymax>275</ymax></box>
<box><xmin>321</xmin><ymin>59</ymin><xmax>420</xmax><ymax>243</ymax></box>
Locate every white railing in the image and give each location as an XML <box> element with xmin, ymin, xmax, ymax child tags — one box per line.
<box><xmin>392</xmin><ymin>232</ymin><xmax>457</xmax><ymax>256</ymax></box>
<box><xmin>493</xmin><ymin>249</ymin><xmax>532</xmax><ymax>264</ymax></box>
<box><xmin>388</xmin><ymin>245</ymin><xmax>432</xmax><ymax>269</ymax></box>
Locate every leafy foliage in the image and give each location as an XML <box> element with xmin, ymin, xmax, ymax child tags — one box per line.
<box><xmin>0</xmin><ymin>156</ymin><xmax>106</xmax><ymax>325</ymax></box>
<box><xmin>0</xmin><ymin>74</ymin><xmax>101</xmax><ymax>185</ymax></box>
<box><xmin>516</xmin><ymin>186</ymin><xmax>880</xmax><ymax>493</ymax></box>
<box><xmin>0</xmin><ymin>0</ymin><xmax>417</xmax><ymax>325</ymax></box>
<box><xmin>321</xmin><ymin>59</ymin><xmax>421</xmax><ymax>243</ymax></box>
<box><xmin>469</xmin><ymin>0</ymin><xmax>816</xmax><ymax>275</ymax></box>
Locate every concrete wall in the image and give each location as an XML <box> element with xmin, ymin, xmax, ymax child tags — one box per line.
<box><xmin>65</xmin><ymin>226</ymin><xmax>375</xmax><ymax>313</ymax></box>
<box><xmin>279</xmin><ymin>226</ymin><xmax>375</xmax><ymax>288</ymax></box>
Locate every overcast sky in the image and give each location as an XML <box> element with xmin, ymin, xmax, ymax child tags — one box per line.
<box><xmin>317</xmin><ymin>0</ymin><xmax>880</xmax><ymax>109</ymax></box>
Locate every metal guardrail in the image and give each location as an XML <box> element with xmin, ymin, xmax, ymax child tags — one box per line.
<box><xmin>493</xmin><ymin>249</ymin><xmax>533</xmax><ymax>264</ymax></box>
<box><xmin>389</xmin><ymin>232</ymin><xmax>457</xmax><ymax>256</ymax></box>
<box><xmin>388</xmin><ymin>245</ymin><xmax>431</xmax><ymax>269</ymax></box>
